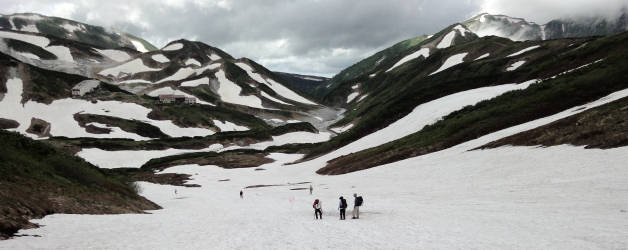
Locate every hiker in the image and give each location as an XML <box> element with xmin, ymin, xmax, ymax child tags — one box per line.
<box><xmin>240</xmin><ymin>190</ymin><xmax>243</xmax><ymax>199</ymax></box>
<box><xmin>338</xmin><ymin>196</ymin><xmax>347</xmax><ymax>220</ymax></box>
<box><xmin>309</xmin><ymin>184</ymin><xmax>313</xmax><ymax>195</ymax></box>
<box><xmin>352</xmin><ymin>193</ymin><xmax>363</xmax><ymax>219</ymax></box>
<box><xmin>313</xmin><ymin>199</ymin><xmax>323</xmax><ymax>219</ymax></box>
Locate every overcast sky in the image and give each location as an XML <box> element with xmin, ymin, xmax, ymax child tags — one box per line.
<box><xmin>2</xmin><ymin>0</ymin><xmax>626</xmax><ymax>77</ymax></box>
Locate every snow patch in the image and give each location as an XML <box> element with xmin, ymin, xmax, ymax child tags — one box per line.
<box><xmin>77</xmin><ymin>145</ymin><xmax>223</xmax><ymax>169</ymax></box>
<box><xmin>185</xmin><ymin>58</ymin><xmax>202</xmax><ymax>67</ymax></box>
<box><xmin>97</xmin><ymin>49</ymin><xmax>131</xmax><ymax>62</ymax></box>
<box><xmin>151</xmin><ymin>54</ymin><xmax>170</xmax><ymax>63</ymax></box>
<box><xmin>215</xmin><ymin>70</ymin><xmax>264</xmax><ymax>109</ymax></box>
<box><xmin>162</xmin><ymin>43</ymin><xmax>183</xmax><ymax>51</ymax></box>
<box><xmin>16</xmin><ymin>52</ymin><xmax>40</xmax><ymax>60</ymax></box>
<box><xmin>19</xmin><ymin>24</ymin><xmax>38</xmax><ymax>33</ymax></box>
<box><xmin>330</xmin><ymin>123</ymin><xmax>354</xmax><ymax>133</ymax></box>
<box><xmin>62</xmin><ymin>23</ymin><xmax>84</xmax><ymax>33</ymax></box>
<box><xmin>436</xmin><ymin>31</ymin><xmax>456</xmax><ymax>49</ymax></box>
<box><xmin>386</xmin><ymin>48</ymin><xmax>430</xmax><ymax>72</ymax></box>
<box><xmin>213</xmin><ymin>120</ymin><xmax>249</xmax><ymax>132</ymax></box>
<box><xmin>156</xmin><ymin>67</ymin><xmax>196</xmax><ymax>83</ymax></box>
<box><xmin>46</xmin><ymin>45</ymin><xmax>73</xmax><ymax>62</ymax></box>
<box><xmin>346</xmin><ymin>92</ymin><xmax>359</xmax><ymax>103</ymax></box>
<box><xmin>474</xmin><ymin>53</ymin><xmax>490</xmax><ymax>61</ymax></box>
<box><xmin>507</xmin><ymin>45</ymin><xmax>541</xmax><ymax>57</ymax></box>
<box><xmin>117</xmin><ymin>79</ymin><xmax>152</xmax><ymax>85</ymax></box>
<box><xmin>453</xmin><ymin>25</ymin><xmax>470</xmax><ymax>37</ymax></box>
<box><xmin>131</xmin><ymin>40</ymin><xmax>149</xmax><ymax>53</ymax></box>
<box><xmin>181</xmin><ymin>77</ymin><xmax>210</xmax><ymax>87</ymax></box>
<box><xmin>507</xmin><ymin>60</ymin><xmax>526</xmax><ymax>71</ymax></box>
<box><xmin>209</xmin><ymin>53</ymin><xmax>221</xmax><ymax>61</ymax></box>
<box><xmin>98</xmin><ymin>58</ymin><xmax>161</xmax><ymax>77</ymax></box>
<box><xmin>429</xmin><ymin>53</ymin><xmax>468</xmax><ymax>76</ymax></box>
<box><xmin>261</xmin><ymin>92</ymin><xmax>293</xmax><ymax>106</ymax></box>
<box><xmin>235</xmin><ymin>62</ymin><xmax>317</xmax><ymax>105</ymax></box>
<box><xmin>357</xmin><ymin>94</ymin><xmax>369</xmax><ymax>102</ymax></box>
<box><xmin>0</xmin><ymin>30</ymin><xmax>49</xmax><ymax>47</ymax></box>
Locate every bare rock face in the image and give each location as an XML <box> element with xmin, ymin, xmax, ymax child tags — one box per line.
<box><xmin>26</xmin><ymin>117</ymin><xmax>50</xmax><ymax>137</ymax></box>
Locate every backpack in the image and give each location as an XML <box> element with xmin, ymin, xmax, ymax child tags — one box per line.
<box><xmin>356</xmin><ymin>196</ymin><xmax>363</xmax><ymax>206</ymax></box>
<box><xmin>341</xmin><ymin>199</ymin><xmax>347</xmax><ymax>209</ymax></box>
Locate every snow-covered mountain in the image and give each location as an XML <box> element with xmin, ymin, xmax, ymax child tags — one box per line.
<box><xmin>307</xmin><ymin>13</ymin><xmax>628</xmax><ymax>176</ymax></box>
<box><xmin>464</xmin><ymin>12</ymin><xmax>628</xmax><ymax>41</ymax></box>
<box><xmin>0</xmin><ymin>13</ymin><xmax>157</xmax><ymax>52</ymax></box>
<box><xmin>1</xmin><ymin>12</ymin><xmax>628</xmax><ymax>248</ymax></box>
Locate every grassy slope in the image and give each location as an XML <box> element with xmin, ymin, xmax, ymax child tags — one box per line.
<box><xmin>317</xmin><ymin>34</ymin><xmax>628</xmax><ymax>174</ymax></box>
<box><xmin>312</xmin><ymin>35</ymin><xmax>428</xmax><ymax>101</ymax></box>
<box><xmin>479</xmin><ymin>96</ymin><xmax>628</xmax><ymax>149</ymax></box>
<box><xmin>0</xmin><ymin>130</ymin><xmax>159</xmax><ymax>239</ymax></box>
<box><xmin>74</xmin><ymin>113</ymin><xmax>170</xmax><ymax>139</ymax></box>
<box><xmin>140</xmin><ymin>149</ymin><xmax>275</xmax><ymax>171</ymax></box>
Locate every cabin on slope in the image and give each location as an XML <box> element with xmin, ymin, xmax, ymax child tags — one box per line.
<box><xmin>72</xmin><ymin>80</ymin><xmax>100</xmax><ymax>97</ymax></box>
<box><xmin>158</xmin><ymin>94</ymin><xmax>196</xmax><ymax>104</ymax></box>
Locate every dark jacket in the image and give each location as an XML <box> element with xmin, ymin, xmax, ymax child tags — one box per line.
<box><xmin>354</xmin><ymin>196</ymin><xmax>363</xmax><ymax>206</ymax></box>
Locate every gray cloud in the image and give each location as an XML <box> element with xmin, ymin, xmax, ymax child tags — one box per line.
<box><xmin>1</xmin><ymin>0</ymin><xmax>626</xmax><ymax>76</ymax></box>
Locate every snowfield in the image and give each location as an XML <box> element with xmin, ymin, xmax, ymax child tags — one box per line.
<box><xmin>4</xmin><ymin>137</ymin><xmax>627</xmax><ymax>249</ymax></box>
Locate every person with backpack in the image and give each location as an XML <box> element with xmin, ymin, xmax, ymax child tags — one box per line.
<box><xmin>313</xmin><ymin>199</ymin><xmax>323</xmax><ymax>220</ymax></box>
<box><xmin>338</xmin><ymin>196</ymin><xmax>347</xmax><ymax>220</ymax></box>
<box><xmin>352</xmin><ymin>193</ymin><xmax>363</xmax><ymax>219</ymax></box>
